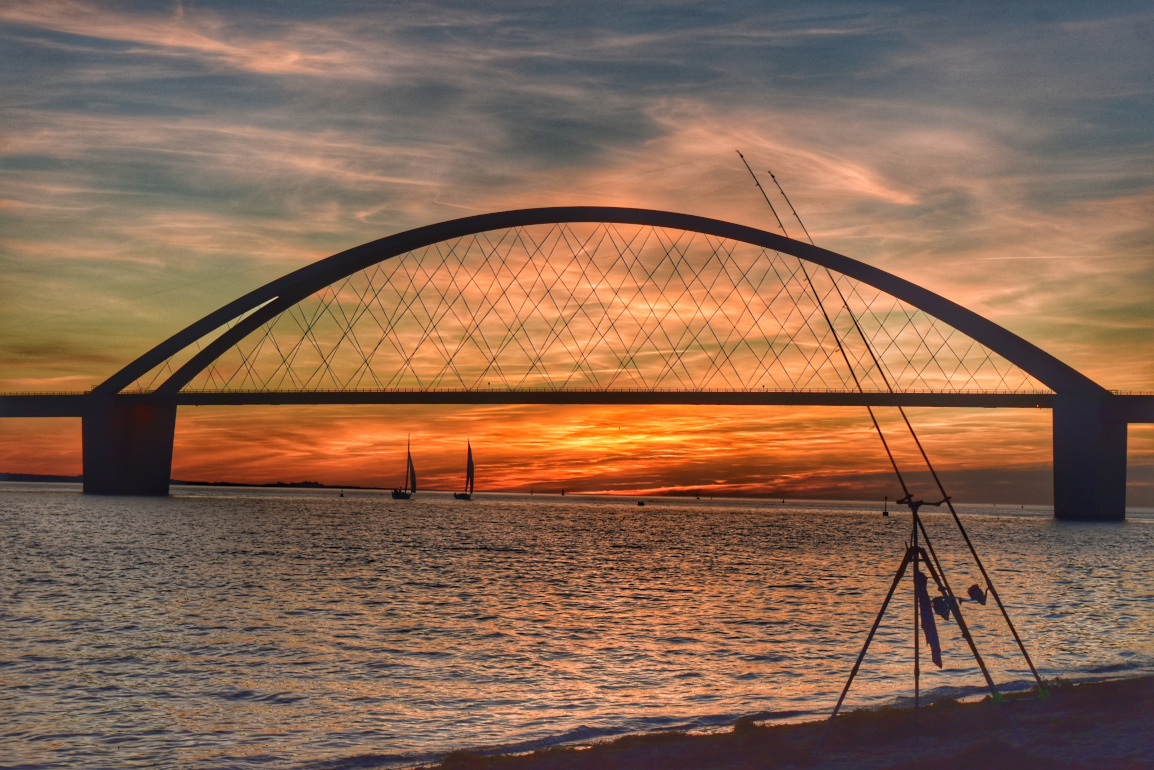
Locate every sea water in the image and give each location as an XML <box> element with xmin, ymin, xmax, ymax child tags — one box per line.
<box><xmin>2</xmin><ymin>484</ymin><xmax>1152</xmax><ymax>768</ymax></box>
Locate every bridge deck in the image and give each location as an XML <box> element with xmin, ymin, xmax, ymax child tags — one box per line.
<box><xmin>2</xmin><ymin>390</ymin><xmax>1060</xmax><ymax>417</ymax></box>
<box><xmin>8</xmin><ymin>391</ymin><xmax>1154</xmax><ymax>419</ymax></box>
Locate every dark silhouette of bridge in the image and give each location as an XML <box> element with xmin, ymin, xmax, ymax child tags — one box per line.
<box><xmin>2</xmin><ymin>207</ymin><xmax>1151</xmax><ymax>519</ymax></box>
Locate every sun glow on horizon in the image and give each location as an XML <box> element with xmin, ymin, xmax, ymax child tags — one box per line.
<box><xmin>1</xmin><ymin>2</ymin><xmax>1151</xmax><ymax>506</ymax></box>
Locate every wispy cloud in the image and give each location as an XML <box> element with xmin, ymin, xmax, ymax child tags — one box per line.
<box><xmin>1</xmin><ymin>1</ymin><xmax>1151</xmax><ymax>496</ymax></box>
<box><xmin>0</xmin><ymin>1</ymin><xmax>361</xmax><ymax>76</ymax></box>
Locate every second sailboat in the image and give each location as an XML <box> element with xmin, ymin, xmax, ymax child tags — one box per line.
<box><xmin>454</xmin><ymin>441</ymin><xmax>474</xmax><ymax>500</ymax></box>
<box><xmin>392</xmin><ymin>436</ymin><xmax>417</xmax><ymax>500</ymax></box>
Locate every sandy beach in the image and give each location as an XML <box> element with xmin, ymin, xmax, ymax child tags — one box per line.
<box><xmin>424</xmin><ymin>676</ymin><xmax>1154</xmax><ymax>769</ymax></box>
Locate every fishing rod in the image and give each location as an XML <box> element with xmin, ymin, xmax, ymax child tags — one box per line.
<box><xmin>736</xmin><ymin>152</ymin><xmax>915</xmax><ymax>513</ymax></box>
<box><xmin>736</xmin><ymin>151</ymin><xmax>789</xmax><ymax>235</ymax></box>
<box><xmin>737</xmin><ymin>153</ymin><xmax>1034</xmax><ymax>751</ymax></box>
<box><xmin>738</xmin><ymin>153</ymin><xmax>1005</xmax><ymax>722</ymax></box>
<box><xmin>760</xmin><ymin>164</ymin><xmax>1046</xmax><ymax>694</ymax></box>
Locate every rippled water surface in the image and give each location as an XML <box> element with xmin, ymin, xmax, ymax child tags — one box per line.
<box><xmin>3</xmin><ymin>484</ymin><xmax>1152</xmax><ymax>768</ymax></box>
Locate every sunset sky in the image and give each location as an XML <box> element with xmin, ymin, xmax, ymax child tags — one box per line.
<box><xmin>1</xmin><ymin>1</ymin><xmax>1152</xmax><ymax>503</ymax></box>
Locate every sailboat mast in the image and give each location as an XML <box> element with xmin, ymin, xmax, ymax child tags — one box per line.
<box><xmin>403</xmin><ymin>434</ymin><xmax>410</xmax><ymax>492</ymax></box>
<box><xmin>404</xmin><ymin>434</ymin><xmax>416</xmax><ymax>494</ymax></box>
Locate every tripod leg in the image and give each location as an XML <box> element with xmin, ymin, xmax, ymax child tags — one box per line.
<box><xmin>913</xmin><ymin>531</ymin><xmax>921</xmax><ymax>733</ymax></box>
<box><xmin>815</xmin><ymin>546</ymin><xmax>914</xmax><ymax>755</ymax></box>
<box><xmin>914</xmin><ymin>527</ymin><xmax>1005</xmax><ymax>702</ymax></box>
<box><xmin>939</xmin><ymin>504</ymin><xmax>1047</xmax><ymax>695</ymax></box>
<box><xmin>916</xmin><ymin>546</ymin><xmax>999</xmax><ymax>693</ymax></box>
<box><xmin>914</xmin><ymin>548</ymin><xmax>1025</xmax><ymax>744</ymax></box>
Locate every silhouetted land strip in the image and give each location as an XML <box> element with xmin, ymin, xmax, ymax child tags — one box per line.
<box><xmin>0</xmin><ymin>473</ymin><xmax>380</xmax><ymax>490</ymax></box>
<box><xmin>170</xmin><ymin>479</ymin><xmax>384</xmax><ymax>490</ymax></box>
<box><xmin>0</xmin><ymin>472</ymin><xmax>83</xmax><ymax>483</ymax></box>
<box><xmin>424</xmin><ymin>676</ymin><xmax>1153</xmax><ymax>769</ymax></box>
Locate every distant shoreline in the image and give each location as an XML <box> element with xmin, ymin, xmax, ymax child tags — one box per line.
<box><xmin>0</xmin><ymin>475</ymin><xmax>892</xmax><ymax>502</ymax></box>
<box><xmin>0</xmin><ymin>472</ymin><xmax>383</xmax><ymax>490</ymax></box>
<box><xmin>5</xmin><ymin>474</ymin><xmax>1109</xmax><ymax>509</ymax></box>
<box><xmin>0</xmin><ymin>473</ymin><xmax>774</xmax><ymax>499</ymax></box>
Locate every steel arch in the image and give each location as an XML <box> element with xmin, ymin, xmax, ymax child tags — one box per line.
<box><xmin>94</xmin><ymin>207</ymin><xmax>1107</xmax><ymax>397</ymax></box>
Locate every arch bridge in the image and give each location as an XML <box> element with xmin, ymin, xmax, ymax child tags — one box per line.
<box><xmin>3</xmin><ymin>207</ymin><xmax>1151</xmax><ymax>519</ymax></box>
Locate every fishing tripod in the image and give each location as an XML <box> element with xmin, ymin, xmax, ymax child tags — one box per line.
<box><xmin>814</xmin><ymin>498</ymin><xmax>1009</xmax><ymax>751</ymax></box>
<box><xmin>735</xmin><ymin>154</ymin><xmax>1049</xmax><ymax>753</ymax></box>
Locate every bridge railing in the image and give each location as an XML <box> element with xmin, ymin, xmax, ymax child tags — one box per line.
<box><xmin>1</xmin><ymin>386</ymin><xmax>1059</xmax><ymax>397</ymax></box>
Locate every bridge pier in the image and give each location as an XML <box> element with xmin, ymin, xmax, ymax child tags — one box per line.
<box><xmin>82</xmin><ymin>396</ymin><xmax>176</xmax><ymax>495</ymax></box>
<box><xmin>1052</xmin><ymin>393</ymin><xmax>1127</xmax><ymax>521</ymax></box>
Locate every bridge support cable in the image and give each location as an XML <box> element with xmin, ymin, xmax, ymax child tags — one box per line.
<box><xmin>762</xmin><ymin>164</ymin><xmax>1048</xmax><ymax>694</ymax></box>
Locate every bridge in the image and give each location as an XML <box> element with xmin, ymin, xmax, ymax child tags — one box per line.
<box><xmin>2</xmin><ymin>207</ymin><xmax>1151</xmax><ymax>519</ymax></box>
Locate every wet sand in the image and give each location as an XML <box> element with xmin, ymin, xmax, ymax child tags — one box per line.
<box><xmin>424</xmin><ymin>676</ymin><xmax>1154</xmax><ymax>769</ymax></box>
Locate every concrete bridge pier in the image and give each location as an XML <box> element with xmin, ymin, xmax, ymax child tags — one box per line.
<box><xmin>1052</xmin><ymin>393</ymin><xmax>1127</xmax><ymax>521</ymax></box>
<box><xmin>82</xmin><ymin>396</ymin><xmax>176</xmax><ymax>495</ymax></box>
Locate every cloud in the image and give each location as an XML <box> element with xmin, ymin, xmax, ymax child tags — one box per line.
<box><xmin>0</xmin><ymin>1</ymin><xmax>361</xmax><ymax>76</ymax></box>
<box><xmin>1</xmin><ymin>1</ymin><xmax>1152</xmax><ymax>495</ymax></box>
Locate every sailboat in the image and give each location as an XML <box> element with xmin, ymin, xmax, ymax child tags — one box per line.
<box><xmin>391</xmin><ymin>436</ymin><xmax>417</xmax><ymax>500</ymax></box>
<box><xmin>454</xmin><ymin>441</ymin><xmax>474</xmax><ymax>500</ymax></box>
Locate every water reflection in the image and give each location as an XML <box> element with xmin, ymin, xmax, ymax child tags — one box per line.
<box><xmin>1</xmin><ymin>485</ymin><xmax>1151</xmax><ymax>768</ymax></box>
